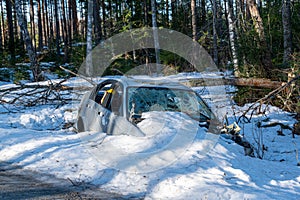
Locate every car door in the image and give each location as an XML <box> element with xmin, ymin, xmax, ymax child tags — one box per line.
<box><xmin>88</xmin><ymin>80</ymin><xmax>117</xmax><ymax>133</ymax></box>
<box><xmin>88</xmin><ymin>80</ymin><xmax>127</xmax><ymax>133</ymax></box>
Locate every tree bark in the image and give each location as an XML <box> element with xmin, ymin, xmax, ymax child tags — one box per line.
<box><xmin>37</xmin><ymin>0</ymin><xmax>43</xmax><ymax>51</ymax></box>
<box><xmin>94</xmin><ymin>0</ymin><xmax>102</xmax><ymax>45</ymax></box>
<box><xmin>14</xmin><ymin>0</ymin><xmax>43</xmax><ymax>81</ymax></box>
<box><xmin>186</xmin><ymin>77</ymin><xmax>285</xmax><ymax>89</ymax></box>
<box><xmin>191</xmin><ymin>0</ymin><xmax>197</xmax><ymax>41</ymax></box>
<box><xmin>212</xmin><ymin>0</ymin><xmax>218</xmax><ymax>65</ymax></box>
<box><xmin>70</xmin><ymin>0</ymin><xmax>78</xmax><ymax>37</ymax></box>
<box><xmin>42</xmin><ymin>0</ymin><xmax>48</xmax><ymax>47</ymax></box>
<box><xmin>45</xmin><ymin>0</ymin><xmax>52</xmax><ymax>47</ymax></box>
<box><xmin>29</xmin><ymin>0</ymin><xmax>36</xmax><ymax>51</ymax></box>
<box><xmin>151</xmin><ymin>0</ymin><xmax>161</xmax><ymax>74</ymax></box>
<box><xmin>201</xmin><ymin>0</ymin><xmax>206</xmax><ymax>28</ymax></box>
<box><xmin>6</xmin><ymin>0</ymin><xmax>15</xmax><ymax>63</ymax></box>
<box><xmin>282</xmin><ymin>0</ymin><xmax>293</xmax><ymax>65</ymax></box>
<box><xmin>61</xmin><ymin>0</ymin><xmax>69</xmax><ymax>62</ymax></box>
<box><xmin>1</xmin><ymin>1</ymin><xmax>5</xmax><ymax>50</ymax></box>
<box><xmin>101</xmin><ymin>0</ymin><xmax>107</xmax><ymax>38</ymax></box>
<box><xmin>54</xmin><ymin>0</ymin><xmax>60</xmax><ymax>57</ymax></box>
<box><xmin>226</xmin><ymin>0</ymin><xmax>240</xmax><ymax>77</ymax></box>
<box><xmin>86</xmin><ymin>0</ymin><xmax>93</xmax><ymax>76</ymax></box>
<box><xmin>247</xmin><ymin>0</ymin><xmax>273</xmax><ymax>73</ymax></box>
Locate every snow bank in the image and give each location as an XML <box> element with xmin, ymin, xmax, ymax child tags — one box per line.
<box><xmin>0</xmin><ymin>75</ymin><xmax>299</xmax><ymax>199</ymax></box>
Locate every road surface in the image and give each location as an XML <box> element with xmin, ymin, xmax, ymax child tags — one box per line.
<box><xmin>0</xmin><ymin>163</ymin><xmax>132</xmax><ymax>200</ymax></box>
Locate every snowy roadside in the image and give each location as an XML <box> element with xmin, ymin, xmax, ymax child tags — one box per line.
<box><xmin>0</xmin><ymin>74</ymin><xmax>299</xmax><ymax>199</ymax></box>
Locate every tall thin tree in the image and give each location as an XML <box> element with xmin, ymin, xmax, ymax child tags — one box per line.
<box><xmin>6</xmin><ymin>0</ymin><xmax>15</xmax><ymax>63</ymax></box>
<box><xmin>151</xmin><ymin>0</ymin><xmax>161</xmax><ymax>74</ymax></box>
<box><xmin>212</xmin><ymin>0</ymin><xmax>218</xmax><ymax>65</ymax></box>
<box><xmin>14</xmin><ymin>0</ymin><xmax>43</xmax><ymax>81</ymax></box>
<box><xmin>247</xmin><ymin>0</ymin><xmax>273</xmax><ymax>73</ymax></box>
<box><xmin>29</xmin><ymin>0</ymin><xmax>36</xmax><ymax>51</ymax></box>
<box><xmin>54</xmin><ymin>0</ymin><xmax>60</xmax><ymax>57</ymax></box>
<box><xmin>226</xmin><ymin>0</ymin><xmax>239</xmax><ymax>76</ymax></box>
<box><xmin>37</xmin><ymin>0</ymin><xmax>43</xmax><ymax>51</ymax></box>
<box><xmin>282</xmin><ymin>0</ymin><xmax>292</xmax><ymax>65</ymax></box>
<box><xmin>86</xmin><ymin>0</ymin><xmax>93</xmax><ymax>76</ymax></box>
<box><xmin>191</xmin><ymin>0</ymin><xmax>197</xmax><ymax>41</ymax></box>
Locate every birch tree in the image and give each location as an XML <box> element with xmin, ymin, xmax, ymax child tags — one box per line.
<box><xmin>191</xmin><ymin>0</ymin><xmax>197</xmax><ymax>41</ymax></box>
<box><xmin>14</xmin><ymin>0</ymin><xmax>43</xmax><ymax>81</ymax></box>
<box><xmin>86</xmin><ymin>0</ymin><xmax>93</xmax><ymax>76</ymax></box>
<box><xmin>226</xmin><ymin>0</ymin><xmax>240</xmax><ymax>77</ymax></box>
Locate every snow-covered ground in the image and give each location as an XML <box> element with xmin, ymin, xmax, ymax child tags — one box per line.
<box><xmin>0</xmin><ymin>74</ymin><xmax>299</xmax><ymax>199</ymax></box>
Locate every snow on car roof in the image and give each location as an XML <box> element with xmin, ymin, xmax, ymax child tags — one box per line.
<box><xmin>101</xmin><ymin>75</ymin><xmax>191</xmax><ymax>90</ymax></box>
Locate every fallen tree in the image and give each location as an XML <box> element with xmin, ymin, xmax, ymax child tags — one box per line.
<box><xmin>184</xmin><ymin>77</ymin><xmax>285</xmax><ymax>89</ymax></box>
<box><xmin>237</xmin><ymin>75</ymin><xmax>300</xmax><ymax>123</ymax></box>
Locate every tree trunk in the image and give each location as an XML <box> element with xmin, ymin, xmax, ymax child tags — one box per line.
<box><xmin>15</xmin><ymin>0</ymin><xmax>43</xmax><ymax>82</ymax></box>
<box><xmin>212</xmin><ymin>0</ymin><xmax>218</xmax><ymax>65</ymax></box>
<box><xmin>226</xmin><ymin>0</ymin><xmax>240</xmax><ymax>77</ymax></box>
<box><xmin>101</xmin><ymin>0</ymin><xmax>106</xmax><ymax>38</ymax></box>
<box><xmin>108</xmin><ymin>0</ymin><xmax>113</xmax><ymax>30</ymax></box>
<box><xmin>246</xmin><ymin>0</ymin><xmax>273</xmax><ymax>74</ymax></box>
<box><xmin>86</xmin><ymin>0</ymin><xmax>93</xmax><ymax>76</ymax></box>
<box><xmin>282</xmin><ymin>0</ymin><xmax>292</xmax><ymax>65</ymax></box>
<box><xmin>49</xmin><ymin>0</ymin><xmax>54</xmax><ymax>47</ymax></box>
<box><xmin>44</xmin><ymin>0</ymin><xmax>50</xmax><ymax>47</ymax></box>
<box><xmin>54</xmin><ymin>0</ymin><xmax>60</xmax><ymax>57</ymax></box>
<box><xmin>37</xmin><ymin>0</ymin><xmax>43</xmax><ymax>51</ymax></box>
<box><xmin>191</xmin><ymin>0</ymin><xmax>197</xmax><ymax>41</ymax></box>
<box><xmin>29</xmin><ymin>0</ymin><xmax>36</xmax><ymax>51</ymax></box>
<box><xmin>94</xmin><ymin>0</ymin><xmax>102</xmax><ymax>45</ymax></box>
<box><xmin>144</xmin><ymin>0</ymin><xmax>149</xmax><ymax>26</ymax></box>
<box><xmin>1</xmin><ymin>1</ymin><xmax>5</xmax><ymax>50</ymax></box>
<box><xmin>61</xmin><ymin>0</ymin><xmax>69</xmax><ymax>62</ymax></box>
<box><xmin>68</xmin><ymin>0</ymin><xmax>72</xmax><ymax>46</ymax></box>
<box><xmin>71</xmin><ymin>0</ymin><xmax>78</xmax><ymax>37</ymax></box>
<box><xmin>6</xmin><ymin>0</ymin><xmax>15</xmax><ymax>63</ymax></box>
<box><xmin>151</xmin><ymin>0</ymin><xmax>161</xmax><ymax>74</ymax></box>
<box><xmin>186</xmin><ymin>77</ymin><xmax>285</xmax><ymax>89</ymax></box>
<box><xmin>201</xmin><ymin>0</ymin><xmax>206</xmax><ymax>28</ymax></box>
<box><xmin>42</xmin><ymin>0</ymin><xmax>47</xmax><ymax>47</ymax></box>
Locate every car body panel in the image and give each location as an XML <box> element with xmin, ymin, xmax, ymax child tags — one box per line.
<box><xmin>76</xmin><ymin>76</ymin><xmax>215</xmax><ymax>136</ymax></box>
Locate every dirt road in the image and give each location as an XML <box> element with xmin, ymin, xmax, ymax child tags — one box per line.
<box><xmin>0</xmin><ymin>164</ymin><xmax>129</xmax><ymax>200</ymax></box>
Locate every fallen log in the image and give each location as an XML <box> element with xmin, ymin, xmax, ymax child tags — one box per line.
<box><xmin>183</xmin><ymin>77</ymin><xmax>285</xmax><ymax>89</ymax></box>
<box><xmin>226</xmin><ymin>77</ymin><xmax>284</xmax><ymax>89</ymax></box>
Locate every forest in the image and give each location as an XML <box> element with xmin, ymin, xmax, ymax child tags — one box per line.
<box><xmin>0</xmin><ymin>1</ymin><xmax>300</xmax><ymax>197</ymax></box>
<box><xmin>0</xmin><ymin>0</ymin><xmax>299</xmax><ymax>111</ymax></box>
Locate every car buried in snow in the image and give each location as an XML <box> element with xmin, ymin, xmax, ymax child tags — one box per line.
<box><xmin>76</xmin><ymin>76</ymin><xmax>216</xmax><ymax>136</ymax></box>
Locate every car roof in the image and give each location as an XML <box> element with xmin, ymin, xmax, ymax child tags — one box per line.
<box><xmin>101</xmin><ymin>75</ymin><xmax>191</xmax><ymax>90</ymax></box>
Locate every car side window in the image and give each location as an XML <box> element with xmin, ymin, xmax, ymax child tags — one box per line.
<box><xmin>91</xmin><ymin>81</ymin><xmax>123</xmax><ymax>115</ymax></box>
<box><xmin>91</xmin><ymin>82</ymin><xmax>113</xmax><ymax>104</ymax></box>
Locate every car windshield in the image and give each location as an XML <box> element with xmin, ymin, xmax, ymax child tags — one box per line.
<box><xmin>127</xmin><ymin>86</ymin><xmax>213</xmax><ymax>122</ymax></box>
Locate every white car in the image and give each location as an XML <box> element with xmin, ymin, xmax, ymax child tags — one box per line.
<box><xmin>76</xmin><ymin>76</ymin><xmax>215</xmax><ymax>136</ymax></box>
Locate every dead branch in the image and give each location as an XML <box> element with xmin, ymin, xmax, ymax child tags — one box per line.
<box><xmin>0</xmin><ymin>79</ymin><xmax>81</xmax><ymax>108</ymax></box>
<box><xmin>59</xmin><ymin>65</ymin><xmax>97</xmax><ymax>86</ymax></box>
<box><xmin>238</xmin><ymin>75</ymin><xmax>300</xmax><ymax>123</ymax></box>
